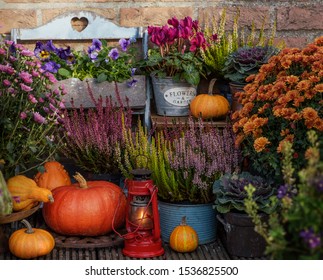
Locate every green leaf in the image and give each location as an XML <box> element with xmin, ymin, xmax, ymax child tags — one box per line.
<box><xmin>97</xmin><ymin>73</ymin><xmax>108</xmax><ymax>83</ymax></box>
<box><xmin>58</xmin><ymin>68</ymin><xmax>72</xmax><ymax>78</ymax></box>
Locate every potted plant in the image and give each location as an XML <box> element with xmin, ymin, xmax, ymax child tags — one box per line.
<box><xmin>0</xmin><ymin>38</ymin><xmax>66</xmax><ymax>179</ymax></box>
<box><xmin>137</xmin><ymin>16</ymin><xmax>208</xmax><ymax>116</ymax></box>
<box><xmin>232</xmin><ymin>36</ymin><xmax>323</xmax><ymax>183</ymax></box>
<box><xmin>202</xmin><ymin>8</ymin><xmax>284</xmax><ymax>107</ymax></box>
<box><xmin>223</xmin><ymin>45</ymin><xmax>280</xmax><ymax>111</ymax></box>
<box><xmin>245</xmin><ymin>130</ymin><xmax>323</xmax><ymax>260</ymax></box>
<box><xmin>34</xmin><ymin>38</ymin><xmax>147</xmax><ymax>109</ymax></box>
<box><xmin>213</xmin><ymin>171</ymin><xmax>277</xmax><ymax>257</ymax></box>
<box><xmin>57</xmin><ymin>82</ymin><xmax>133</xmax><ymax>185</ymax></box>
<box><xmin>116</xmin><ymin>117</ymin><xmax>241</xmax><ymax>244</ymax></box>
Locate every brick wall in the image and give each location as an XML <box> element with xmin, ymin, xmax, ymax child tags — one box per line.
<box><xmin>0</xmin><ymin>0</ymin><xmax>322</xmax><ymax>48</ymax></box>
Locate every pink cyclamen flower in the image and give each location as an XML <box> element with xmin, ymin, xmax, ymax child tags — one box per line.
<box><xmin>33</xmin><ymin>112</ymin><xmax>47</xmax><ymax>124</ymax></box>
<box><xmin>21</xmin><ymin>83</ymin><xmax>33</xmax><ymax>92</ymax></box>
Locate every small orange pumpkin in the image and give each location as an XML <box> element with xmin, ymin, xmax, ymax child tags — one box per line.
<box><xmin>169</xmin><ymin>216</ymin><xmax>199</xmax><ymax>253</ymax></box>
<box><xmin>9</xmin><ymin>219</ymin><xmax>55</xmax><ymax>259</ymax></box>
<box><xmin>190</xmin><ymin>78</ymin><xmax>230</xmax><ymax>119</ymax></box>
<box><xmin>34</xmin><ymin>161</ymin><xmax>71</xmax><ymax>191</ymax></box>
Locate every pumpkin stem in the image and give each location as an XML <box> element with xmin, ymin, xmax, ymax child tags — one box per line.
<box><xmin>48</xmin><ymin>194</ymin><xmax>54</xmax><ymax>203</ymax></box>
<box><xmin>208</xmin><ymin>78</ymin><xmax>217</xmax><ymax>96</ymax></box>
<box><xmin>21</xmin><ymin>219</ymin><xmax>34</xmax><ymax>234</ymax></box>
<box><xmin>180</xmin><ymin>216</ymin><xmax>187</xmax><ymax>226</ymax></box>
<box><xmin>73</xmin><ymin>172</ymin><xmax>88</xmax><ymax>188</ymax></box>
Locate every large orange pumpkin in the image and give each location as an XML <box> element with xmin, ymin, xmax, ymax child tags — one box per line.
<box><xmin>42</xmin><ymin>172</ymin><xmax>127</xmax><ymax>236</ymax></box>
<box><xmin>190</xmin><ymin>78</ymin><xmax>230</xmax><ymax>119</ymax></box>
<box><xmin>34</xmin><ymin>161</ymin><xmax>71</xmax><ymax>191</ymax></box>
<box><xmin>169</xmin><ymin>216</ymin><xmax>199</xmax><ymax>253</ymax></box>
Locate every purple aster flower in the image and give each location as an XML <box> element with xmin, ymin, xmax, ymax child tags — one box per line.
<box><xmin>108</xmin><ymin>48</ymin><xmax>119</xmax><ymax>60</ymax></box>
<box><xmin>41</xmin><ymin>61</ymin><xmax>61</xmax><ymax>73</ymax></box>
<box><xmin>300</xmin><ymin>228</ymin><xmax>321</xmax><ymax>249</ymax></box>
<box><xmin>33</xmin><ymin>112</ymin><xmax>47</xmax><ymax>124</ymax></box>
<box><xmin>21</xmin><ymin>49</ymin><xmax>34</xmax><ymax>57</ymax></box>
<box><xmin>119</xmin><ymin>38</ymin><xmax>131</xmax><ymax>51</ymax></box>
<box><xmin>20</xmin><ymin>83</ymin><xmax>33</xmax><ymax>92</ymax></box>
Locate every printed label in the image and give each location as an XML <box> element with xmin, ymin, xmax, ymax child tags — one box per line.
<box><xmin>164</xmin><ymin>87</ymin><xmax>197</xmax><ymax>107</ymax></box>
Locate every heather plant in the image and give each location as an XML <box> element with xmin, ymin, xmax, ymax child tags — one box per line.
<box><xmin>137</xmin><ymin>16</ymin><xmax>208</xmax><ymax>86</ymax></box>
<box><xmin>232</xmin><ymin>36</ymin><xmax>323</xmax><ymax>182</ymax></box>
<box><xmin>34</xmin><ymin>38</ymin><xmax>138</xmax><ymax>85</ymax></box>
<box><xmin>244</xmin><ymin>130</ymin><xmax>323</xmax><ymax>259</ymax></box>
<box><xmin>0</xmin><ymin>37</ymin><xmax>65</xmax><ymax>179</ymax></box>
<box><xmin>59</xmin><ymin>82</ymin><xmax>133</xmax><ymax>175</ymax></box>
<box><xmin>117</xmin><ymin>117</ymin><xmax>241</xmax><ymax>203</ymax></box>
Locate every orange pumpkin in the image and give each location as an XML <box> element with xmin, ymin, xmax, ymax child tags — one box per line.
<box><xmin>169</xmin><ymin>216</ymin><xmax>199</xmax><ymax>253</ymax></box>
<box><xmin>34</xmin><ymin>161</ymin><xmax>71</xmax><ymax>191</ymax></box>
<box><xmin>9</xmin><ymin>219</ymin><xmax>55</xmax><ymax>259</ymax></box>
<box><xmin>42</xmin><ymin>172</ymin><xmax>127</xmax><ymax>236</ymax></box>
<box><xmin>190</xmin><ymin>78</ymin><xmax>230</xmax><ymax>119</ymax></box>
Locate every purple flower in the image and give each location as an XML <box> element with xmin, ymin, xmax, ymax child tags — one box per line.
<box><xmin>20</xmin><ymin>112</ymin><xmax>27</xmax><ymax>119</ymax></box>
<box><xmin>119</xmin><ymin>38</ymin><xmax>130</xmax><ymax>51</ymax></box>
<box><xmin>131</xmin><ymin>68</ymin><xmax>136</xmax><ymax>76</ymax></box>
<box><xmin>56</xmin><ymin>46</ymin><xmax>74</xmax><ymax>63</ymax></box>
<box><xmin>41</xmin><ymin>60</ymin><xmax>61</xmax><ymax>73</ymax></box>
<box><xmin>92</xmin><ymin>39</ymin><xmax>102</xmax><ymax>51</ymax></box>
<box><xmin>127</xmin><ymin>78</ymin><xmax>137</xmax><ymax>87</ymax></box>
<box><xmin>28</xmin><ymin>94</ymin><xmax>38</xmax><ymax>103</ymax></box>
<box><xmin>3</xmin><ymin>79</ymin><xmax>11</xmax><ymax>87</ymax></box>
<box><xmin>20</xmin><ymin>83</ymin><xmax>33</xmax><ymax>92</ymax></box>
<box><xmin>300</xmin><ymin>228</ymin><xmax>321</xmax><ymax>249</ymax></box>
<box><xmin>19</xmin><ymin>71</ymin><xmax>33</xmax><ymax>84</ymax></box>
<box><xmin>33</xmin><ymin>112</ymin><xmax>47</xmax><ymax>124</ymax></box>
<box><xmin>87</xmin><ymin>45</ymin><xmax>99</xmax><ymax>61</ymax></box>
<box><xmin>108</xmin><ymin>48</ymin><xmax>119</xmax><ymax>60</ymax></box>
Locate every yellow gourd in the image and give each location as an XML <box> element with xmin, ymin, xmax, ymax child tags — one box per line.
<box><xmin>7</xmin><ymin>175</ymin><xmax>54</xmax><ymax>206</ymax></box>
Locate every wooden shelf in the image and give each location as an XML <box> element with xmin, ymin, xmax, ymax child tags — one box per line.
<box><xmin>150</xmin><ymin>112</ymin><xmax>228</xmax><ymax>129</ymax></box>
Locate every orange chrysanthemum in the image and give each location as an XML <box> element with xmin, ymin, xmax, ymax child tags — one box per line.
<box><xmin>313</xmin><ymin>118</ymin><xmax>323</xmax><ymax>131</ymax></box>
<box><xmin>314</xmin><ymin>83</ymin><xmax>323</xmax><ymax>92</ymax></box>
<box><xmin>297</xmin><ymin>80</ymin><xmax>311</xmax><ymax>91</ymax></box>
<box><xmin>243</xmin><ymin>121</ymin><xmax>255</xmax><ymax>135</ymax></box>
<box><xmin>302</xmin><ymin>107</ymin><xmax>318</xmax><ymax>121</ymax></box>
<box><xmin>253</xmin><ymin>137</ymin><xmax>271</xmax><ymax>152</ymax></box>
<box><xmin>286</xmin><ymin>75</ymin><xmax>299</xmax><ymax>84</ymax></box>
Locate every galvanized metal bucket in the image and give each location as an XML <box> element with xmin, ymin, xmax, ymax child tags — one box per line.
<box><xmin>151</xmin><ymin>75</ymin><xmax>197</xmax><ymax>116</ymax></box>
<box><xmin>158</xmin><ymin>200</ymin><xmax>217</xmax><ymax>244</ymax></box>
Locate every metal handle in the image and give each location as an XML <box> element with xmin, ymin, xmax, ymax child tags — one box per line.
<box><xmin>216</xmin><ymin>214</ymin><xmax>232</xmax><ymax>233</ymax></box>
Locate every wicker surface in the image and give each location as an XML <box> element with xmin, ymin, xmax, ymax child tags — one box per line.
<box><xmin>0</xmin><ymin>209</ymin><xmax>265</xmax><ymax>260</ymax></box>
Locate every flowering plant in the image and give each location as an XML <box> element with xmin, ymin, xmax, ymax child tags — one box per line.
<box><xmin>245</xmin><ymin>130</ymin><xmax>323</xmax><ymax>259</ymax></box>
<box><xmin>117</xmin><ymin>117</ymin><xmax>241</xmax><ymax>204</ymax></box>
<box><xmin>34</xmin><ymin>38</ymin><xmax>138</xmax><ymax>85</ymax></box>
<box><xmin>232</xmin><ymin>36</ymin><xmax>323</xmax><ymax>182</ymax></box>
<box><xmin>137</xmin><ymin>16</ymin><xmax>208</xmax><ymax>86</ymax></box>
<box><xmin>0</xmin><ymin>38</ymin><xmax>65</xmax><ymax>179</ymax></box>
<box><xmin>59</xmin><ymin>83</ymin><xmax>133</xmax><ymax>175</ymax></box>
<box><xmin>222</xmin><ymin>45</ymin><xmax>280</xmax><ymax>84</ymax></box>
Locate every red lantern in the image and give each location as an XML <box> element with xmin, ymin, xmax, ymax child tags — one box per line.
<box><xmin>121</xmin><ymin>168</ymin><xmax>164</xmax><ymax>258</ymax></box>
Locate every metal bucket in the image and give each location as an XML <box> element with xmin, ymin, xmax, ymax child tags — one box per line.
<box><xmin>151</xmin><ymin>76</ymin><xmax>197</xmax><ymax>116</ymax></box>
<box><xmin>158</xmin><ymin>201</ymin><xmax>217</xmax><ymax>244</ymax></box>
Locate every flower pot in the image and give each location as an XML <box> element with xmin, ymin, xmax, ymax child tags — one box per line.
<box><xmin>158</xmin><ymin>200</ymin><xmax>217</xmax><ymax>244</ymax></box>
<box><xmin>54</xmin><ymin>76</ymin><xmax>147</xmax><ymax>109</ymax></box>
<box><xmin>151</xmin><ymin>75</ymin><xmax>197</xmax><ymax>116</ymax></box>
<box><xmin>217</xmin><ymin>212</ymin><xmax>267</xmax><ymax>258</ymax></box>
<box><xmin>229</xmin><ymin>82</ymin><xmax>246</xmax><ymax>112</ymax></box>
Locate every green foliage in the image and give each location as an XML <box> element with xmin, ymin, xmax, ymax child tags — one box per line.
<box><xmin>244</xmin><ymin>131</ymin><xmax>323</xmax><ymax>259</ymax></box>
<box><xmin>222</xmin><ymin>45</ymin><xmax>280</xmax><ymax>84</ymax></box>
<box><xmin>213</xmin><ymin>171</ymin><xmax>277</xmax><ymax>214</ymax></box>
<box><xmin>202</xmin><ymin>8</ymin><xmax>284</xmax><ymax>79</ymax></box>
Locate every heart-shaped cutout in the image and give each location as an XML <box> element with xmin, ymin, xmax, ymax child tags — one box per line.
<box><xmin>71</xmin><ymin>17</ymin><xmax>89</xmax><ymax>32</ymax></box>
